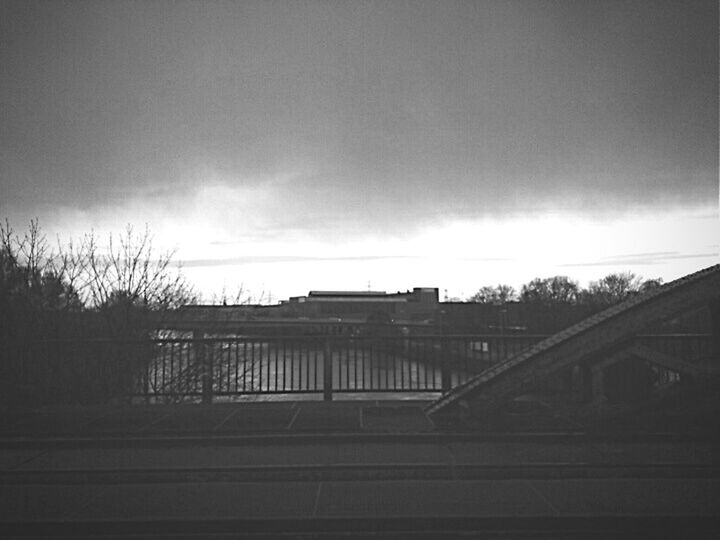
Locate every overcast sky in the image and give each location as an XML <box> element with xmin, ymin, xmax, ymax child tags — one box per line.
<box><xmin>1</xmin><ymin>0</ymin><xmax>717</xmax><ymax>301</ymax></box>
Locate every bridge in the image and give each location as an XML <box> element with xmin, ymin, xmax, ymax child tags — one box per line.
<box><xmin>3</xmin><ymin>265</ymin><xmax>720</xmax><ymax>537</ymax></box>
<box><xmin>426</xmin><ymin>264</ymin><xmax>720</xmax><ymax>416</ymax></box>
<box><xmin>11</xmin><ymin>266</ymin><xmax>718</xmax><ymax>410</ymax></box>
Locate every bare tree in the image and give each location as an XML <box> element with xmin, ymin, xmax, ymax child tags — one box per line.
<box><xmin>468</xmin><ymin>284</ymin><xmax>517</xmax><ymax>304</ymax></box>
<box><xmin>520</xmin><ymin>276</ymin><xmax>579</xmax><ymax>304</ymax></box>
<box><xmin>80</xmin><ymin>225</ymin><xmax>197</xmax><ymax>337</ymax></box>
<box><xmin>580</xmin><ymin>272</ymin><xmax>663</xmax><ymax>305</ymax></box>
<box><xmin>0</xmin><ymin>218</ymin><xmax>82</xmax><ymax>312</ymax></box>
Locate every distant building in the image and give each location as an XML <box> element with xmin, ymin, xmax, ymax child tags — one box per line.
<box><xmin>162</xmin><ymin>287</ymin><xmax>440</xmax><ymax>336</ymax></box>
<box><xmin>280</xmin><ymin>287</ymin><xmax>439</xmax><ymax>322</ymax></box>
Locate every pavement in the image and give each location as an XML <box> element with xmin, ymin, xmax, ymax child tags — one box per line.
<box><xmin>1</xmin><ymin>400</ymin><xmax>719</xmax><ymax>537</ymax></box>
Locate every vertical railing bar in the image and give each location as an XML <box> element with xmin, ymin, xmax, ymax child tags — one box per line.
<box><xmin>385</xmin><ymin>338</ymin><xmax>390</xmax><ymax>391</ymax></box>
<box><xmin>388</xmin><ymin>338</ymin><xmax>393</xmax><ymax>391</ymax></box>
<box><xmin>317</xmin><ymin>337</ymin><xmax>321</xmax><ymax>392</ymax></box>
<box><xmin>367</xmin><ymin>340</ymin><xmax>372</xmax><ymax>391</ymax></box>
<box><xmin>208</xmin><ymin>341</ymin><xmax>215</xmax><ymax>403</ymax></box>
<box><xmin>282</xmin><ymin>338</ymin><xmax>287</xmax><ymax>392</ymax></box>
<box><xmin>295</xmin><ymin>339</ymin><xmax>300</xmax><ymax>392</ymax></box>
<box><xmin>348</xmin><ymin>337</ymin><xmax>352</xmax><ymax>391</ymax></box>
<box><xmin>323</xmin><ymin>337</ymin><xmax>333</xmax><ymax>401</ymax></box>
<box><xmin>233</xmin><ymin>340</ymin><xmax>239</xmax><ymax>394</ymax></box>
<box><xmin>392</xmin><ymin>338</ymin><xmax>400</xmax><ymax>390</ymax></box>
<box><xmin>422</xmin><ymin>340</ymin><xmax>435</xmax><ymax>390</ymax></box>
<box><xmin>153</xmin><ymin>341</ymin><xmax>160</xmax><ymax>395</ymax></box>
<box><xmin>364</xmin><ymin>339</ymin><xmax>368</xmax><ymax>391</ymax></box>
<box><xmin>338</xmin><ymin>339</ymin><xmax>343</xmax><ymax>391</ymax></box>
<box><xmin>391</xmin><ymin>337</ymin><xmax>396</xmax><ymax>391</ymax></box>
<box><xmin>225</xmin><ymin>342</ymin><xmax>230</xmax><ymax>394</ymax></box>
<box><xmin>242</xmin><ymin>340</ymin><xmax>248</xmax><ymax>392</ymax></box>
<box><xmin>314</xmin><ymin>337</ymin><xmax>319</xmax><ymax>392</ymax></box>
<box><xmin>411</xmin><ymin>340</ymin><xmax>416</xmax><ymax>392</ymax></box>
<box><xmin>172</xmin><ymin>341</ymin><xmax>181</xmax><ymax>393</ymax></box>
<box><xmin>313</xmin><ymin>339</ymin><xmax>317</xmax><ymax>390</ymax></box>
<box><xmin>422</xmin><ymin>338</ymin><xmax>428</xmax><ymax>390</ymax></box>
<box><xmin>273</xmin><ymin>339</ymin><xmax>278</xmax><ymax>393</ymax></box>
<box><xmin>309</xmin><ymin>339</ymin><xmax>313</xmax><ymax>391</ymax></box>
<box><xmin>352</xmin><ymin>337</ymin><xmax>358</xmax><ymax>391</ymax></box>
<box><xmin>169</xmin><ymin>341</ymin><xmax>175</xmax><ymax>396</ymax></box>
<box><xmin>374</xmin><ymin>339</ymin><xmax>379</xmax><ymax>390</ymax></box>
<box><xmin>403</xmin><ymin>340</ymin><xmax>410</xmax><ymax>390</ymax></box>
<box><xmin>420</xmin><ymin>338</ymin><xmax>430</xmax><ymax>390</ymax></box>
<box><xmin>177</xmin><ymin>341</ymin><xmax>184</xmax><ymax>397</ymax></box>
<box><xmin>301</xmin><ymin>338</ymin><xmax>306</xmax><ymax>391</ymax></box>
<box><xmin>193</xmin><ymin>341</ymin><xmax>199</xmax><ymax>395</ymax></box>
<box><xmin>338</xmin><ymin>337</ymin><xmax>344</xmax><ymax>390</ymax></box>
<box><xmin>399</xmin><ymin>338</ymin><xmax>404</xmax><ymax>391</ymax></box>
<box><xmin>289</xmin><ymin>338</ymin><xmax>295</xmax><ymax>392</ymax></box>
<box><xmin>302</xmin><ymin>339</ymin><xmax>308</xmax><ymax>391</ymax></box>
<box><xmin>188</xmin><ymin>341</ymin><xmax>194</xmax><ymax>395</ymax></box>
<box><xmin>403</xmin><ymin>340</ymin><xmax>414</xmax><ymax>390</ymax></box>
<box><xmin>254</xmin><ymin>340</ymin><xmax>259</xmax><ymax>393</ymax></box>
<box><xmin>336</xmin><ymin>338</ymin><xmax>340</xmax><ymax>391</ymax></box>
<box><xmin>189</xmin><ymin>341</ymin><xmax>195</xmax><ymax>395</ymax></box>
<box><xmin>404</xmin><ymin>339</ymin><xmax>409</xmax><ymax>392</ymax></box>
<box><xmin>153</xmin><ymin>342</ymin><xmax>160</xmax><ymax>397</ymax></box>
<box><xmin>434</xmin><ymin>338</ymin><xmax>440</xmax><ymax>390</ymax></box>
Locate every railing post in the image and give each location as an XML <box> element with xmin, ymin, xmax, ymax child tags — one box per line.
<box><xmin>323</xmin><ymin>337</ymin><xmax>333</xmax><ymax>401</ymax></box>
<box><xmin>143</xmin><ymin>340</ymin><xmax>151</xmax><ymax>405</ymax></box>
<box><xmin>194</xmin><ymin>329</ymin><xmax>213</xmax><ymax>404</ymax></box>
<box><xmin>441</xmin><ymin>337</ymin><xmax>451</xmax><ymax>393</ymax></box>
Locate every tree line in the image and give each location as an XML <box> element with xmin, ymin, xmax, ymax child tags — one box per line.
<box><xmin>1</xmin><ymin>219</ymin><xmax>197</xmax><ymax>405</ymax></box>
<box><xmin>2</xmin><ymin>219</ymin><xmax>667</xmax><ymax>319</ymax></box>
<box><xmin>467</xmin><ymin>274</ymin><xmax>663</xmax><ymax>306</ymax></box>
<box><xmin>1</xmin><ymin>219</ymin><xmax>196</xmax><ymax>335</ymax></box>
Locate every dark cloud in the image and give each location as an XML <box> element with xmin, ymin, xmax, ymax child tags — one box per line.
<box><xmin>1</xmin><ymin>1</ymin><xmax>717</xmax><ymax>235</ymax></box>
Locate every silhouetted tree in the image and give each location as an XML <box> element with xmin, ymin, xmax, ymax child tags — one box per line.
<box><xmin>1</xmin><ymin>219</ymin><xmax>197</xmax><ymax>405</ymax></box>
<box><xmin>0</xmin><ymin>219</ymin><xmax>82</xmax><ymax>313</ymax></box>
<box><xmin>579</xmin><ymin>272</ymin><xmax>662</xmax><ymax>305</ymax></box>
<box><xmin>468</xmin><ymin>284</ymin><xmax>517</xmax><ymax>304</ymax></box>
<box><xmin>82</xmin><ymin>225</ymin><xmax>197</xmax><ymax>337</ymax></box>
<box><xmin>520</xmin><ymin>276</ymin><xmax>579</xmax><ymax>304</ymax></box>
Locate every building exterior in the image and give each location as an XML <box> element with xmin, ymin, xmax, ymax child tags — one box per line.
<box><xmin>163</xmin><ymin>288</ymin><xmax>440</xmax><ymax>336</ymax></box>
<box><xmin>280</xmin><ymin>287</ymin><xmax>439</xmax><ymax>321</ymax></box>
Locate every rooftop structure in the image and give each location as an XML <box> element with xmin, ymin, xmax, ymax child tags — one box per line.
<box><xmin>282</xmin><ymin>287</ymin><xmax>439</xmax><ymax>321</ymax></box>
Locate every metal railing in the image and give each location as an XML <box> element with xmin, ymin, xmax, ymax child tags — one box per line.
<box><xmin>139</xmin><ymin>334</ymin><xmax>550</xmax><ymax>402</ymax></box>
<box><xmin>13</xmin><ymin>333</ymin><xmax>713</xmax><ymax>404</ymax></box>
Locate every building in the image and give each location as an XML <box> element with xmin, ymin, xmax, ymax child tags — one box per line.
<box><xmin>280</xmin><ymin>287</ymin><xmax>439</xmax><ymax>322</ymax></box>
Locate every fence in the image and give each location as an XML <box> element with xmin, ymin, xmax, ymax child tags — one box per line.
<box><xmin>139</xmin><ymin>334</ymin><xmax>549</xmax><ymax>402</ymax></box>
<box><xmin>10</xmin><ymin>333</ymin><xmax>713</xmax><ymax>404</ymax></box>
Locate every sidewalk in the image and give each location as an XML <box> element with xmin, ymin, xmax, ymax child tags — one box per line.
<box><xmin>1</xmin><ymin>400</ymin><xmax>719</xmax><ymax>536</ymax></box>
<box><xmin>1</xmin><ymin>400</ymin><xmax>442</xmax><ymax>440</ymax></box>
<box><xmin>1</xmin><ymin>396</ymin><xmax>627</xmax><ymax>442</ymax></box>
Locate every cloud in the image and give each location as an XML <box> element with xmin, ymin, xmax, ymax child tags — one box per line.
<box><xmin>561</xmin><ymin>251</ymin><xmax>719</xmax><ymax>267</ymax></box>
<box><xmin>180</xmin><ymin>253</ymin><xmax>513</xmax><ymax>268</ymax></box>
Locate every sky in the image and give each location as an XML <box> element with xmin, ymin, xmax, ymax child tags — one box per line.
<box><xmin>1</xmin><ymin>0</ymin><xmax>718</xmax><ymax>302</ymax></box>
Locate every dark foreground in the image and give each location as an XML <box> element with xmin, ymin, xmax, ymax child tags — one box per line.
<box><xmin>1</xmin><ymin>400</ymin><xmax>719</xmax><ymax>538</ymax></box>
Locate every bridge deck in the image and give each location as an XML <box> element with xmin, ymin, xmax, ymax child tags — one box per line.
<box><xmin>2</xmin><ymin>397</ymin><xmax>719</xmax><ymax>536</ymax></box>
<box><xmin>1</xmin><ymin>407</ymin><xmax>719</xmax><ymax>537</ymax></box>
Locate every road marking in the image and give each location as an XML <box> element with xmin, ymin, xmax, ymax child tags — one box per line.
<box><xmin>312</xmin><ymin>482</ymin><xmax>323</xmax><ymax>517</ymax></box>
<box><xmin>6</xmin><ymin>449</ymin><xmax>49</xmax><ymax>471</ymax></box>
<box><xmin>525</xmin><ymin>480</ymin><xmax>560</xmax><ymax>515</ymax></box>
<box><xmin>135</xmin><ymin>411</ymin><xmax>175</xmax><ymax>432</ymax></box>
<box><xmin>213</xmin><ymin>409</ymin><xmax>239</xmax><ymax>432</ymax></box>
<box><xmin>286</xmin><ymin>406</ymin><xmax>302</xmax><ymax>430</ymax></box>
